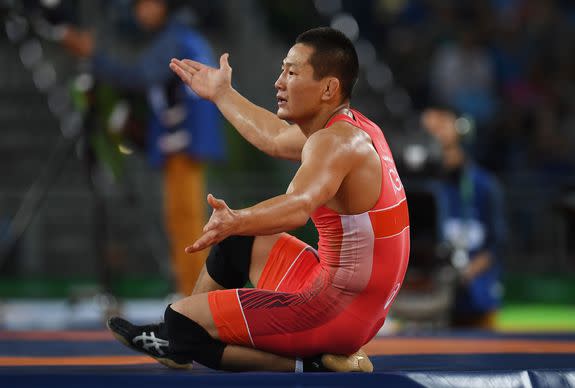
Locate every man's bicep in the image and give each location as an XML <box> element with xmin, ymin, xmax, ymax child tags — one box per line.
<box><xmin>287</xmin><ymin>137</ymin><xmax>350</xmax><ymax>209</ymax></box>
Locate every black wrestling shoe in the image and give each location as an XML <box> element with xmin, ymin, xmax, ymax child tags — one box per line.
<box><xmin>107</xmin><ymin>317</ymin><xmax>191</xmax><ymax>369</ymax></box>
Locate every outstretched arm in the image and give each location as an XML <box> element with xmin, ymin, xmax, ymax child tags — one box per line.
<box><xmin>185</xmin><ymin>127</ymin><xmax>355</xmax><ymax>252</ymax></box>
<box><xmin>62</xmin><ymin>27</ymin><xmax>178</xmax><ymax>90</ymax></box>
<box><xmin>170</xmin><ymin>54</ymin><xmax>306</xmax><ymax>161</ymax></box>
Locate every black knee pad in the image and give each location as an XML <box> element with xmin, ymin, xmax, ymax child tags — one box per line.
<box><xmin>206</xmin><ymin>235</ymin><xmax>254</xmax><ymax>288</ymax></box>
<box><xmin>164</xmin><ymin>305</ymin><xmax>226</xmax><ymax>370</ymax></box>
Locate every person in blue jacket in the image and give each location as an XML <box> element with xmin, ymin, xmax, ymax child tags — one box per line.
<box><xmin>63</xmin><ymin>0</ymin><xmax>225</xmax><ymax>296</ymax></box>
<box><xmin>422</xmin><ymin>106</ymin><xmax>506</xmax><ymax>328</ymax></box>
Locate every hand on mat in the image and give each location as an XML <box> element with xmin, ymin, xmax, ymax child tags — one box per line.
<box><xmin>170</xmin><ymin>54</ymin><xmax>232</xmax><ymax>103</ymax></box>
<box><xmin>185</xmin><ymin>194</ymin><xmax>238</xmax><ymax>253</ymax></box>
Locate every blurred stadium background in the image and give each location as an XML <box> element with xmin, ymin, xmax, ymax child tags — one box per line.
<box><xmin>0</xmin><ymin>0</ymin><xmax>574</xmax><ymax>332</ymax></box>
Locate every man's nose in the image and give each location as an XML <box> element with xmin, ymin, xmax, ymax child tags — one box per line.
<box><xmin>274</xmin><ymin>74</ymin><xmax>285</xmax><ymax>90</ymax></box>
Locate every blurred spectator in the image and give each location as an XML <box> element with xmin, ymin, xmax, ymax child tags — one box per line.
<box><xmin>484</xmin><ymin>0</ymin><xmax>575</xmax><ymax>175</ymax></box>
<box><xmin>62</xmin><ymin>0</ymin><xmax>226</xmax><ymax>296</ymax></box>
<box><xmin>429</xmin><ymin>23</ymin><xmax>496</xmax><ymax>127</ymax></box>
<box><xmin>422</xmin><ymin>106</ymin><xmax>506</xmax><ymax>328</ymax></box>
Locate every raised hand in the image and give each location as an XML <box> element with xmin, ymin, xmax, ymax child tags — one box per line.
<box><xmin>169</xmin><ymin>53</ymin><xmax>232</xmax><ymax>103</ymax></box>
<box><xmin>185</xmin><ymin>194</ymin><xmax>239</xmax><ymax>253</ymax></box>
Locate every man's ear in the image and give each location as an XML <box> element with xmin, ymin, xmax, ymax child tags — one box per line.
<box><xmin>321</xmin><ymin>77</ymin><xmax>341</xmax><ymax>101</ymax></box>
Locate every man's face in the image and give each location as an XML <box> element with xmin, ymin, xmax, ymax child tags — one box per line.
<box><xmin>422</xmin><ymin>109</ymin><xmax>459</xmax><ymax>148</ymax></box>
<box><xmin>135</xmin><ymin>0</ymin><xmax>167</xmax><ymax>31</ymax></box>
<box><xmin>275</xmin><ymin>44</ymin><xmax>325</xmax><ymax>122</ymax></box>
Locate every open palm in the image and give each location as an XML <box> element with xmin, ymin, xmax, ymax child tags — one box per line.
<box><xmin>185</xmin><ymin>194</ymin><xmax>238</xmax><ymax>253</ymax></box>
<box><xmin>169</xmin><ymin>53</ymin><xmax>232</xmax><ymax>102</ymax></box>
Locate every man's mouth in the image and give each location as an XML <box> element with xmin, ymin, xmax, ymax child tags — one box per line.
<box><xmin>277</xmin><ymin>96</ymin><xmax>287</xmax><ymax>106</ymax></box>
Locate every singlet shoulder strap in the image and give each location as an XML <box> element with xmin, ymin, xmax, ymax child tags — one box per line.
<box><xmin>325</xmin><ymin>111</ymin><xmax>357</xmax><ymax>128</ymax></box>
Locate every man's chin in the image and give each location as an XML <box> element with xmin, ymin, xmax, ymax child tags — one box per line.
<box><xmin>276</xmin><ymin>109</ymin><xmax>290</xmax><ymax>120</ymax></box>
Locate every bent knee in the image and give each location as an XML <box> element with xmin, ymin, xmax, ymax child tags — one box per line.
<box><xmin>169</xmin><ymin>294</ymin><xmax>219</xmax><ymax>339</ymax></box>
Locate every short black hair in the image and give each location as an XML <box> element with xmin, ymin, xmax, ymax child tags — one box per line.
<box><xmin>295</xmin><ymin>27</ymin><xmax>359</xmax><ymax>101</ymax></box>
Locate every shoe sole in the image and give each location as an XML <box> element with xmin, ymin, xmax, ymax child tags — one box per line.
<box><xmin>106</xmin><ymin>320</ymin><xmax>191</xmax><ymax>370</ymax></box>
<box><xmin>321</xmin><ymin>349</ymin><xmax>374</xmax><ymax>373</ymax></box>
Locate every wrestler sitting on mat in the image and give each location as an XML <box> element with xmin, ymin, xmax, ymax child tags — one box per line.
<box><xmin>108</xmin><ymin>26</ymin><xmax>410</xmax><ymax>373</ymax></box>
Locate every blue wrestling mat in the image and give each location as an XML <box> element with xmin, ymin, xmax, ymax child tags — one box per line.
<box><xmin>1</xmin><ymin>331</ymin><xmax>574</xmax><ymax>387</ymax></box>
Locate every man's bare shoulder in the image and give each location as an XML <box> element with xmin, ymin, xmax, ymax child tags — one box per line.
<box><xmin>306</xmin><ymin>121</ymin><xmax>371</xmax><ymax>152</ymax></box>
<box><xmin>299</xmin><ymin>123</ymin><xmax>371</xmax><ymax>170</ymax></box>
